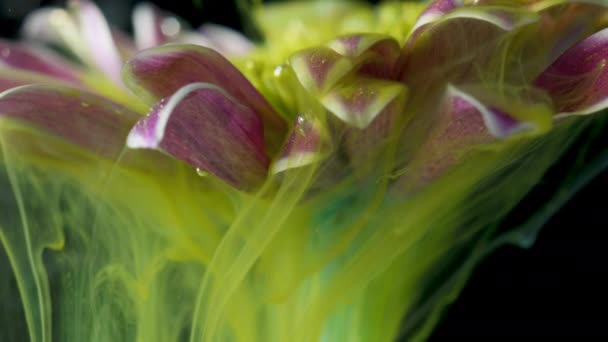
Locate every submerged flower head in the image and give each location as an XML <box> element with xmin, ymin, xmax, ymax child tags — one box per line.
<box><xmin>1</xmin><ymin>1</ymin><xmax>607</xmax><ymax>341</ymax></box>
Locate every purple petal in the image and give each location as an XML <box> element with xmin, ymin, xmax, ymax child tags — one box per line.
<box><xmin>0</xmin><ymin>69</ymin><xmax>72</xmax><ymax>93</ymax></box>
<box><xmin>412</xmin><ymin>0</ymin><xmax>463</xmax><ymax>32</ymax></box>
<box><xmin>123</xmin><ymin>44</ymin><xmax>286</xmax><ymax>148</ymax></box>
<box><xmin>289</xmin><ymin>47</ymin><xmax>354</xmax><ymax>94</ymax></box>
<box><xmin>535</xmin><ymin>28</ymin><xmax>608</xmax><ymax>116</ymax></box>
<box><xmin>446</xmin><ymin>7</ymin><xmax>538</xmax><ymax>31</ymax></box>
<box><xmin>401</xmin><ymin>6</ymin><xmax>538</xmax><ymax>84</ymax></box>
<box><xmin>326</xmin><ymin>33</ymin><xmax>400</xmax><ymax>59</ymax></box>
<box><xmin>393</xmin><ymin>84</ymin><xmax>551</xmax><ymax>191</ymax></box>
<box><xmin>127</xmin><ymin>82</ymin><xmax>269</xmax><ymax>190</ymax></box>
<box><xmin>394</xmin><ymin>91</ymin><xmax>492</xmax><ymax>191</ymax></box>
<box><xmin>271</xmin><ymin>116</ymin><xmax>330</xmax><ymax>174</ymax></box>
<box><xmin>446</xmin><ymin>85</ymin><xmax>537</xmax><ymax>138</ymax></box>
<box><xmin>0</xmin><ymin>39</ymin><xmax>82</xmax><ymax>84</ymax></box>
<box><xmin>326</xmin><ymin>33</ymin><xmax>401</xmax><ymax>79</ymax></box>
<box><xmin>321</xmin><ymin>77</ymin><xmax>408</xmax><ymax>129</ymax></box>
<box><xmin>343</xmin><ymin>88</ymin><xmax>408</xmax><ymax>168</ymax></box>
<box><xmin>0</xmin><ymin>84</ymin><xmax>140</xmax><ymax>158</ymax></box>
<box><xmin>533</xmin><ymin>2</ymin><xmax>607</xmax><ymax>69</ymax></box>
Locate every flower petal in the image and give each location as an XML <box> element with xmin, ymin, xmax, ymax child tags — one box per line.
<box><xmin>394</xmin><ymin>84</ymin><xmax>552</xmax><ymax>191</ymax></box>
<box><xmin>22</xmin><ymin>7</ymin><xmax>90</xmax><ymax>62</ymax></box>
<box><xmin>22</xmin><ymin>2</ymin><xmax>125</xmax><ymax>85</ymax></box>
<box><xmin>132</xmin><ymin>2</ymin><xmax>182</xmax><ymax>50</ymax></box>
<box><xmin>71</xmin><ymin>0</ymin><xmax>123</xmax><ymax>84</ymax></box>
<box><xmin>289</xmin><ymin>47</ymin><xmax>355</xmax><ymax>95</ymax></box>
<box><xmin>321</xmin><ymin>77</ymin><xmax>408</xmax><ymax>129</ymax></box>
<box><xmin>198</xmin><ymin>24</ymin><xmax>254</xmax><ymax>56</ymax></box>
<box><xmin>271</xmin><ymin>116</ymin><xmax>330</xmax><ymax>174</ymax></box>
<box><xmin>440</xmin><ymin>6</ymin><xmax>539</xmax><ymax>31</ymax></box>
<box><xmin>400</xmin><ymin>6</ymin><xmax>538</xmax><ymax>84</ymax></box>
<box><xmin>412</xmin><ymin>0</ymin><xmax>463</xmax><ymax>32</ymax></box>
<box><xmin>0</xmin><ymin>39</ymin><xmax>82</xmax><ymax>84</ymax></box>
<box><xmin>393</xmin><ymin>95</ymin><xmax>493</xmax><ymax>191</ymax></box>
<box><xmin>111</xmin><ymin>28</ymin><xmax>138</xmax><ymax>60</ymax></box>
<box><xmin>534</xmin><ymin>2</ymin><xmax>607</xmax><ymax>69</ymax></box>
<box><xmin>20</xmin><ymin>7</ymin><xmax>63</xmax><ymax>45</ymax></box>
<box><xmin>326</xmin><ymin>33</ymin><xmax>400</xmax><ymax>59</ymax></box>
<box><xmin>0</xmin><ymin>69</ymin><xmax>72</xmax><ymax>93</ymax></box>
<box><xmin>0</xmin><ymin>84</ymin><xmax>139</xmax><ymax>158</ymax></box>
<box><xmin>122</xmin><ymin>44</ymin><xmax>286</xmax><ymax>148</ymax></box>
<box><xmin>132</xmin><ymin>2</ymin><xmax>165</xmax><ymax>49</ymax></box>
<box><xmin>127</xmin><ymin>82</ymin><xmax>269</xmax><ymax>190</ymax></box>
<box><xmin>535</xmin><ymin>27</ymin><xmax>608</xmax><ymax>116</ymax></box>
<box><xmin>326</xmin><ymin>33</ymin><xmax>402</xmax><ymax>78</ymax></box>
<box><xmin>446</xmin><ymin>85</ymin><xmax>549</xmax><ymax>138</ymax></box>
<box><xmin>342</xmin><ymin>85</ymin><xmax>408</xmax><ymax>169</ymax></box>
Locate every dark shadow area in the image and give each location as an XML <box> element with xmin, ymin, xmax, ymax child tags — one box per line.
<box><xmin>429</xmin><ymin>171</ymin><xmax>608</xmax><ymax>339</ymax></box>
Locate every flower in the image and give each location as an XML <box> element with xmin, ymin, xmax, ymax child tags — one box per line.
<box><xmin>0</xmin><ymin>1</ymin><xmax>607</xmax><ymax>342</ymax></box>
<box><xmin>1</xmin><ymin>0</ymin><xmax>253</xmax><ymax>109</ymax></box>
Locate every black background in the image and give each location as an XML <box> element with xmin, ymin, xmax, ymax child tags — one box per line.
<box><xmin>1</xmin><ymin>0</ymin><xmax>606</xmax><ymax>340</ymax></box>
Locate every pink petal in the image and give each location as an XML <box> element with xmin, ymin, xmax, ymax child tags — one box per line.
<box><xmin>0</xmin><ymin>84</ymin><xmax>140</xmax><ymax>158</ymax></box>
<box><xmin>127</xmin><ymin>82</ymin><xmax>269</xmax><ymax>190</ymax></box>
<box><xmin>271</xmin><ymin>116</ymin><xmax>330</xmax><ymax>174</ymax></box>
<box><xmin>535</xmin><ymin>2</ymin><xmax>607</xmax><ymax>68</ymax></box>
<box><xmin>321</xmin><ymin>77</ymin><xmax>408</xmax><ymax>129</ymax></box>
<box><xmin>535</xmin><ymin>28</ymin><xmax>608</xmax><ymax>116</ymax></box>
<box><xmin>0</xmin><ymin>69</ymin><xmax>72</xmax><ymax>93</ymax></box>
<box><xmin>446</xmin><ymin>86</ymin><xmax>537</xmax><ymax>138</ymax></box>
<box><xmin>326</xmin><ymin>33</ymin><xmax>402</xmax><ymax>79</ymax></box>
<box><xmin>289</xmin><ymin>47</ymin><xmax>355</xmax><ymax>95</ymax></box>
<box><xmin>400</xmin><ymin>6</ymin><xmax>538</xmax><ymax>85</ymax></box>
<box><xmin>394</xmin><ymin>84</ymin><xmax>551</xmax><ymax>191</ymax></box>
<box><xmin>412</xmin><ymin>0</ymin><xmax>464</xmax><ymax>32</ymax></box>
<box><xmin>0</xmin><ymin>39</ymin><xmax>82</xmax><ymax>84</ymax></box>
<box><xmin>342</xmin><ymin>85</ymin><xmax>408</xmax><ymax>169</ymax></box>
<box><xmin>123</xmin><ymin>44</ymin><xmax>287</xmax><ymax>148</ymax></box>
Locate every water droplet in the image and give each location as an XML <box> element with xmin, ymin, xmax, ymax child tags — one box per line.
<box><xmin>196</xmin><ymin>168</ymin><xmax>208</xmax><ymax>177</ymax></box>
<box><xmin>161</xmin><ymin>17</ymin><xmax>180</xmax><ymax>37</ymax></box>
<box><xmin>155</xmin><ymin>98</ymin><xmax>167</xmax><ymax>110</ymax></box>
<box><xmin>80</xmin><ymin>101</ymin><xmax>90</xmax><ymax>108</ymax></box>
<box><xmin>273</xmin><ymin>65</ymin><xmax>284</xmax><ymax>77</ymax></box>
<box><xmin>296</xmin><ymin>116</ymin><xmax>307</xmax><ymax>135</ymax></box>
